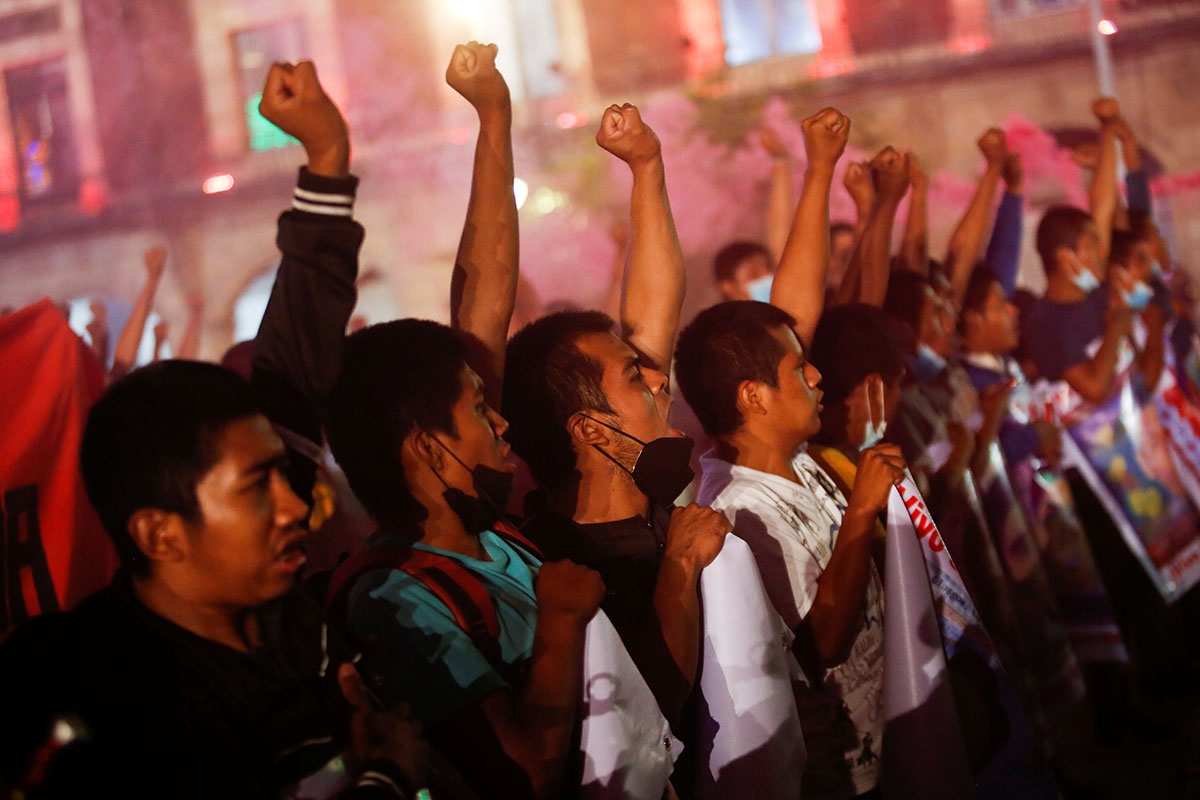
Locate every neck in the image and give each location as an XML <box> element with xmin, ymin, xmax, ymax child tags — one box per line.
<box><xmin>715</xmin><ymin>426</ymin><xmax>801</xmax><ymax>483</ymax></box>
<box><xmin>555</xmin><ymin>457</ymin><xmax>649</xmax><ymax>524</ymax></box>
<box><xmin>1045</xmin><ymin>273</ymin><xmax>1087</xmax><ymax>304</ymax></box>
<box><xmin>133</xmin><ymin>575</ymin><xmax>260</xmax><ymax>653</ymax></box>
<box><xmin>410</xmin><ymin>491</ymin><xmax>489</xmax><ymax>560</ymax></box>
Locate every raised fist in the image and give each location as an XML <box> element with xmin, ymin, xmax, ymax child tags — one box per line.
<box><xmin>259</xmin><ymin>61</ymin><xmax>349</xmax><ymax>177</ymax></box>
<box><xmin>908</xmin><ymin>153</ymin><xmax>928</xmax><ymax>191</ymax></box>
<box><xmin>143</xmin><ymin>245</ymin><xmax>167</xmax><ymax>282</ymax></box>
<box><xmin>596</xmin><ymin>103</ymin><xmax>661</xmax><ymax>168</ymax></box>
<box><xmin>536</xmin><ymin>560</ymin><xmax>605</xmax><ymax>622</ymax></box>
<box><xmin>664</xmin><ymin>503</ymin><xmax>730</xmax><ymax>572</ymax></box>
<box><xmin>445</xmin><ymin>41</ymin><xmax>510</xmax><ymax>115</ymax></box>
<box><xmin>758</xmin><ymin>126</ymin><xmax>788</xmax><ymax>159</ymax></box>
<box><xmin>869</xmin><ymin>146</ymin><xmax>910</xmax><ymax>203</ymax></box>
<box><xmin>1091</xmin><ymin>97</ymin><xmax>1120</xmax><ymax>122</ymax></box>
<box><xmin>977</xmin><ymin>128</ymin><xmax>1008</xmax><ymax>169</ymax></box>
<box><xmin>801</xmin><ymin>107</ymin><xmax>850</xmax><ymax>170</ymax></box>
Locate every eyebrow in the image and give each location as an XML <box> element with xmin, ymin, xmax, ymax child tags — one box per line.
<box><xmin>242</xmin><ymin>452</ymin><xmax>288</xmax><ymax>480</ymax></box>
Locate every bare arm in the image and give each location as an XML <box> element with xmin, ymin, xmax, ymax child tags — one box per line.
<box><xmin>1063</xmin><ymin>293</ymin><xmax>1131</xmax><ymax>403</ymax></box>
<box><xmin>1090</xmin><ymin>98</ymin><xmax>1121</xmax><ymax>264</ymax></box>
<box><xmin>597</xmin><ymin>104</ymin><xmax>684</xmax><ymax>372</ymax></box>
<box><xmin>446</xmin><ymin>42</ymin><xmax>517</xmax><ymax>408</ymax></box>
<box><xmin>806</xmin><ymin>445</ymin><xmax>905</xmax><ymax>663</ymax></box>
<box><xmin>898</xmin><ymin>154</ymin><xmax>929</xmax><ymax>274</ymax></box>
<box><xmin>433</xmin><ymin>561</ymin><xmax>603</xmax><ymax>799</ymax></box>
<box><xmin>836</xmin><ymin>147</ymin><xmax>909</xmax><ymax>308</ymax></box>
<box><xmin>111</xmin><ymin>247</ymin><xmax>166</xmax><ymax>380</ymax></box>
<box><xmin>770</xmin><ymin>108</ymin><xmax>850</xmax><ymax>350</ymax></box>
<box><xmin>760</xmin><ymin>127</ymin><xmax>793</xmax><ymax>265</ymax></box>
<box><xmin>946</xmin><ymin>129</ymin><xmax>1006</xmax><ymax>310</ymax></box>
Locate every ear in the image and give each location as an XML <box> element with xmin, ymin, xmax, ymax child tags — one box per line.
<box><xmin>1053</xmin><ymin>245</ymin><xmax>1076</xmax><ymax>275</ymax></box>
<box><xmin>403</xmin><ymin>428</ymin><xmax>444</xmax><ymax>472</ymax></box>
<box><xmin>127</xmin><ymin>509</ymin><xmax>187</xmax><ymax>565</ymax></box>
<box><xmin>717</xmin><ymin>279</ymin><xmax>739</xmax><ymax>300</ymax></box>
<box><xmin>735</xmin><ymin>379</ymin><xmax>768</xmax><ymax>418</ymax></box>
<box><xmin>566</xmin><ymin>412</ymin><xmax>610</xmax><ymax>447</ymax></box>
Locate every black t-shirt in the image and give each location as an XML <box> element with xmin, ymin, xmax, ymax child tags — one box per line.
<box><xmin>0</xmin><ymin>575</ymin><xmax>357</xmax><ymax>799</ymax></box>
<box><xmin>1020</xmin><ymin>287</ymin><xmax>1109</xmax><ymax>383</ymax></box>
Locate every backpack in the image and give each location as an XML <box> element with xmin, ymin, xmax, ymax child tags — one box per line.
<box><xmin>323</xmin><ymin>522</ymin><xmax>542</xmax><ymax>673</ymax></box>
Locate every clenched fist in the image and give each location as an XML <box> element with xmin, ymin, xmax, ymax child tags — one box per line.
<box><xmin>259</xmin><ymin>61</ymin><xmax>349</xmax><ymax>177</ymax></box>
<box><xmin>596</xmin><ymin>104</ymin><xmax>661</xmax><ymax>168</ymax></box>
<box><xmin>977</xmin><ymin>128</ymin><xmax>1008</xmax><ymax>170</ymax></box>
<box><xmin>869</xmin><ymin>146</ymin><xmax>910</xmax><ymax>204</ymax></box>
<box><xmin>802</xmin><ymin>107</ymin><xmax>850</xmax><ymax>170</ymax></box>
<box><xmin>850</xmin><ymin>444</ymin><xmax>907</xmax><ymax>516</ymax></box>
<box><xmin>445</xmin><ymin>41</ymin><xmax>510</xmax><ymax>116</ymax></box>
<box><xmin>664</xmin><ymin>503</ymin><xmax>730</xmax><ymax>572</ymax></box>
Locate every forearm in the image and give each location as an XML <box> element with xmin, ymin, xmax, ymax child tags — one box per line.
<box><xmin>651</xmin><ymin>554</ymin><xmax>703</xmax><ymax>693</ymax></box>
<box><xmin>766</xmin><ymin>156</ymin><xmax>793</xmax><ymax>265</ymax></box>
<box><xmin>1138</xmin><ymin>318</ymin><xmax>1166</xmax><ymax>392</ymax></box>
<box><xmin>177</xmin><ymin>310</ymin><xmax>202</xmax><ymax>360</ymax></box>
<box><xmin>773</xmin><ymin>164</ymin><xmax>835</xmax><ymax>347</ymax></box>
<box><xmin>450</xmin><ymin>108</ymin><xmax>518</xmax><ymax>405</ymax></box>
<box><xmin>899</xmin><ymin>182</ymin><xmax>929</xmax><ymax>274</ymax></box>
<box><xmin>1091</xmin><ymin>128</ymin><xmax>1118</xmax><ymax>262</ymax></box>
<box><xmin>807</xmin><ymin>507</ymin><xmax>875</xmax><ymax>664</ymax></box>
<box><xmin>513</xmin><ymin>612</ymin><xmax>589</xmax><ymax>797</ymax></box>
<box><xmin>837</xmin><ymin>196</ymin><xmax>902</xmax><ymax>308</ymax></box>
<box><xmin>985</xmin><ymin>192</ymin><xmax>1024</xmax><ymax>297</ymax></box>
<box><xmin>112</xmin><ymin>277</ymin><xmax>162</xmax><ymax>376</ymax></box>
<box><xmin>946</xmin><ymin>165</ymin><xmax>1002</xmax><ymax>309</ymax></box>
<box><xmin>622</xmin><ymin>158</ymin><xmax>684</xmax><ymax>371</ymax></box>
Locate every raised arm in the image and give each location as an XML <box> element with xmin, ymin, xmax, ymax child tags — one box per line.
<box><xmin>1090</xmin><ymin>98</ymin><xmax>1120</xmax><ymax>264</ymax></box>
<box><xmin>985</xmin><ymin>153</ymin><xmax>1024</xmax><ymax>298</ymax></box>
<box><xmin>110</xmin><ymin>246</ymin><xmax>166</xmax><ymax>381</ymax></box>
<box><xmin>945</xmin><ymin>129</ymin><xmax>1006</xmax><ymax>310</ymax></box>
<box><xmin>597</xmin><ymin>104</ymin><xmax>684</xmax><ymax>373</ymax></box>
<box><xmin>760</xmin><ymin>126</ymin><xmax>793</xmax><ymax>265</ymax></box>
<box><xmin>769</xmin><ymin>107</ymin><xmax>850</xmax><ymax>350</ymax></box>
<box><xmin>1115</xmin><ymin>117</ymin><xmax>1151</xmax><ymax>215</ymax></box>
<box><xmin>176</xmin><ymin>291</ymin><xmax>204</xmax><ymax>360</ymax></box>
<box><xmin>836</xmin><ymin>147</ymin><xmax>909</xmax><ymax>308</ymax></box>
<box><xmin>446</xmin><ymin>42</ymin><xmax>517</xmax><ymax>407</ymax></box>
<box><xmin>898</xmin><ymin>154</ymin><xmax>929</xmax><ymax>274</ymax></box>
<box><xmin>252</xmin><ymin>61</ymin><xmax>362</xmax><ymax>476</ymax></box>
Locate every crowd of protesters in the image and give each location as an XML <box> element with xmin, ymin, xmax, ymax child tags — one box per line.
<box><xmin>1</xmin><ymin>40</ymin><xmax>1198</xmax><ymax>800</ymax></box>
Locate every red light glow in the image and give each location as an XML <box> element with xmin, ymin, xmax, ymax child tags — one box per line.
<box><xmin>556</xmin><ymin>111</ymin><xmax>588</xmax><ymax>130</ymax></box>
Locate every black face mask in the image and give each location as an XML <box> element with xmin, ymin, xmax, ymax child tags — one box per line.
<box><xmin>431</xmin><ymin>437</ymin><xmax>515</xmax><ymax>536</ymax></box>
<box><xmin>583</xmin><ymin>416</ymin><xmax>695</xmax><ymax>508</ymax></box>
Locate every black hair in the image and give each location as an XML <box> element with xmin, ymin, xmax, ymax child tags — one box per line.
<box><xmin>882</xmin><ymin>270</ymin><xmax>932</xmax><ymax>346</ymax></box>
<box><xmin>325</xmin><ymin>319</ymin><xmax>469</xmax><ymax>528</ymax></box>
<box><xmin>1035</xmin><ymin>205</ymin><xmax>1093</xmax><ymax>275</ymax></box>
<box><xmin>712</xmin><ymin>240</ymin><xmax>770</xmax><ymax>284</ymax></box>
<box><xmin>674</xmin><ymin>300</ymin><xmax>796</xmax><ymax>437</ymax></box>
<box><xmin>502</xmin><ymin>310</ymin><xmax>616</xmax><ymax>491</ymax></box>
<box><xmin>1108</xmin><ymin>229</ymin><xmax>1140</xmax><ymax>269</ymax></box>
<box><xmin>79</xmin><ymin>360</ymin><xmax>262</xmax><ymax>576</ymax></box>
<box><xmin>809</xmin><ymin>304</ymin><xmax>910</xmax><ymax>405</ymax></box>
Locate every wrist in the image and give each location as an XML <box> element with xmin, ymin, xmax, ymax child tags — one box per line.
<box><xmin>305</xmin><ymin>141</ymin><xmax>350</xmax><ymax>179</ymax></box>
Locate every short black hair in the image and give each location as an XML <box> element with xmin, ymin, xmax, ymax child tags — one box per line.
<box><xmin>675</xmin><ymin>300</ymin><xmax>796</xmax><ymax>437</ymax></box>
<box><xmin>80</xmin><ymin>360</ymin><xmax>262</xmax><ymax>576</ymax></box>
<box><xmin>1035</xmin><ymin>205</ymin><xmax>1093</xmax><ymax>275</ymax></box>
<box><xmin>958</xmin><ymin>263</ymin><xmax>1002</xmax><ymax>334</ymax></box>
<box><xmin>809</xmin><ymin>304</ymin><xmax>909</xmax><ymax>406</ymax></box>
<box><xmin>325</xmin><ymin>319</ymin><xmax>469</xmax><ymax>529</ymax></box>
<box><xmin>712</xmin><ymin>240</ymin><xmax>770</xmax><ymax>284</ymax></box>
<box><xmin>1108</xmin><ymin>229</ymin><xmax>1140</xmax><ymax>269</ymax></box>
<box><xmin>882</xmin><ymin>270</ymin><xmax>931</xmax><ymax>345</ymax></box>
<box><xmin>503</xmin><ymin>310</ymin><xmax>615</xmax><ymax>491</ymax></box>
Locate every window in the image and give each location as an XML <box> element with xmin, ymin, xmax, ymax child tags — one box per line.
<box><xmin>232</xmin><ymin>19</ymin><xmax>308</xmax><ymax>152</ymax></box>
<box><xmin>719</xmin><ymin>0</ymin><xmax>823</xmax><ymax>66</ymax></box>
<box><xmin>5</xmin><ymin>58</ymin><xmax>79</xmax><ymax>203</ymax></box>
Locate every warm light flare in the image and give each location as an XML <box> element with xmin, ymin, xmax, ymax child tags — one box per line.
<box><xmin>202</xmin><ymin>173</ymin><xmax>235</xmax><ymax>194</ymax></box>
<box><xmin>1098</xmin><ymin>19</ymin><xmax>1118</xmax><ymax>35</ymax></box>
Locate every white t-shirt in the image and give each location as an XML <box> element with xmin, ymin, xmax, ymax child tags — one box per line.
<box><xmin>698</xmin><ymin>448</ymin><xmax>883</xmax><ymax>799</ymax></box>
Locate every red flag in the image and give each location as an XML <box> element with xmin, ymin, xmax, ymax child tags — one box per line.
<box><xmin>0</xmin><ymin>299</ymin><xmax>117</xmax><ymax>635</ymax></box>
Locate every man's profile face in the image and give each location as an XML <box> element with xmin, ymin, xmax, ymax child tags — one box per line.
<box><xmin>178</xmin><ymin>414</ymin><xmax>309</xmax><ymax>608</ymax></box>
<box><xmin>1075</xmin><ymin>223</ymin><xmax>1103</xmax><ymax>280</ymax></box>
<box><xmin>761</xmin><ymin>325</ymin><xmax>823</xmax><ymax>443</ymax></box>
<box><xmin>433</xmin><ymin>365</ymin><xmax>515</xmax><ymax>496</ymax></box>
<box><xmin>577</xmin><ymin>331</ymin><xmax>678</xmax><ymax>463</ymax></box>
<box><xmin>919</xmin><ymin>288</ymin><xmax>956</xmax><ymax>358</ymax></box>
<box><xmin>975</xmin><ymin>282</ymin><xmax>1019</xmax><ymax>355</ymax></box>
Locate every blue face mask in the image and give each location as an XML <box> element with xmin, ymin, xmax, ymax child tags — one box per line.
<box><xmin>1123</xmin><ymin>280</ymin><xmax>1154</xmax><ymax>311</ymax></box>
<box><xmin>912</xmin><ymin>344</ymin><xmax>947</xmax><ymax>382</ymax></box>
<box><xmin>1150</xmin><ymin>260</ymin><xmax>1164</xmax><ymax>279</ymax></box>
<box><xmin>747</xmin><ymin>273</ymin><xmax>774</xmax><ymax>303</ymax></box>
<box><xmin>859</xmin><ymin>380</ymin><xmax>887</xmax><ymax>451</ymax></box>
<box><xmin>1070</xmin><ymin>262</ymin><xmax>1101</xmax><ymax>294</ymax></box>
